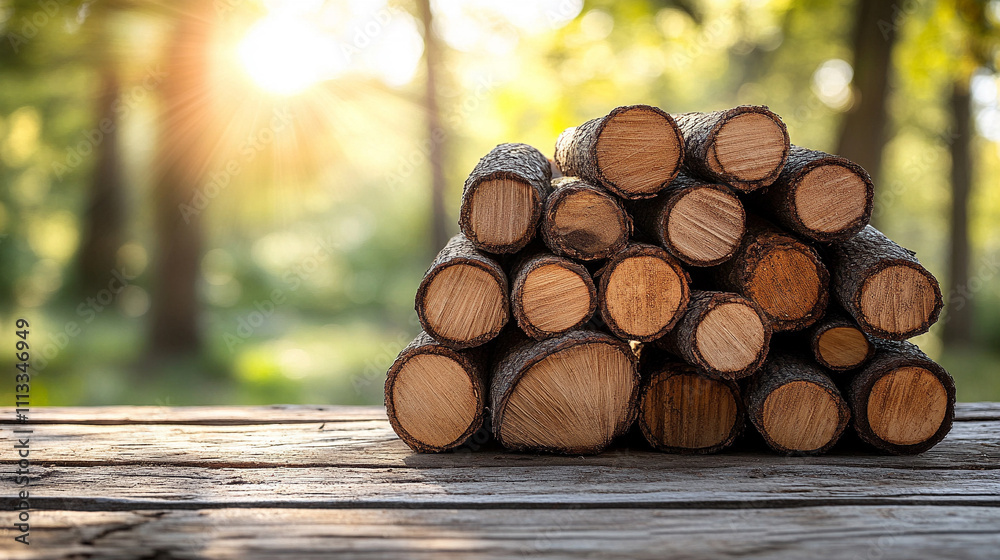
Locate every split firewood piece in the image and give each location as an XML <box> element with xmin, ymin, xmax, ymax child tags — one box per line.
<box><xmin>659</xmin><ymin>290</ymin><xmax>771</xmax><ymax>379</ymax></box>
<box><xmin>807</xmin><ymin>305</ymin><xmax>874</xmax><ymax>372</ymax></box>
<box><xmin>751</xmin><ymin>146</ymin><xmax>874</xmax><ymax>243</ymax></box>
<box><xmin>847</xmin><ymin>340</ymin><xmax>955</xmax><ymax>455</ymax></box>
<box><xmin>746</xmin><ymin>352</ymin><xmax>851</xmax><ymax>455</ymax></box>
<box><xmin>638</xmin><ymin>354</ymin><xmax>745</xmax><ymax>453</ymax></box>
<box><xmin>672</xmin><ymin>105</ymin><xmax>790</xmax><ymax>192</ymax></box>
<box><xmin>490</xmin><ymin>329</ymin><xmax>640</xmax><ymax>454</ymax></box>
<box><xmin>510</xmin><ymin>248</ymin><xmax>597</xmax><ymax>340</ymax></box>
<box><xmin>626</xmin><ymin>171</ymin><xmax>745</xmax><ymax>267</ymax></box>
<box><xmin>540</xmin><ymin>177</ymin><xmax>631</xmax><ymax>261</ymax></box>
<box><xmin>415</xmin><ymin>233</ymin><xmax>509</xmax><ymax>349</ymax></box>
<box><xmin>596</xmin><ymin>243</ymin><xmax>690</xmax><ymax>342</ymax></box>
<box><xmin>459</xmin><ymin>143</ymin><xmax>552</xmax><ymax>254</ymax></box>
<box><xmin>827</xmin><ymin>225</ymin><xmax>943</xmax><ymax>340</ymax></box>
<box><xmin>385</xmin><ymin>332</ymin><xmax>487</xmax><ymax>453</ymax></box>
<box><xmin>554</xmin><ymin>105</ymin><xmax>684</xmax><ymax>200</ymax></box>
<box><xmin>711</xmin><ymin>216</ymin><xmax>829</xmax><ymax>331</ymax></box>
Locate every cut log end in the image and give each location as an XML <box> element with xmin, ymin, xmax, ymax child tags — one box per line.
<box><xmin>859</xmin><ymin>264</ymin><xmax>939</xmax><ymax>338</ymax></box>
<box><xmin>867</xmin><ymin>366</ymin><xmax>949</xmax><ymax>446</ymax></box>
<box><xmin>546</xmin><ymin>184</ymin><xmax>629</xmax><ymax>260</ymax></box>
<box><xmin>708</xmin><ymin>112</ymin><xmax>787</xmax><ymax>183</ymax></box>
<box><xmin>520</xmin><ymin>263</ymin><xmax>594</xmax><ymax>335</ymax></box>
<box><xmin>695</xmin><ymin>301</ymin><xmax>766</xmax><ymax>374</ymax></box>
<box><xmin>794</xmin><ymin>164</ymin><xmax>869</xmax><ymax>235</ymax></box>
<box><xmin>465</xmin><ymin>177</ymin><xmax>539</xmax><ymax>251</ymax></box>
<box><xmin>761</xmin><ymin>380</ymin><xmax>843</xmax><ymax>453</ymax></box>
<box><xmin>421</xmin><ymin>263</ymin><xmax>508</xmax><ymax>345</ymax></box>
<box><xmin>667</xmin><ymin>186</ymin><xmax>745</xmax><ymax>265</ymax></box>
<box><xmin>388</xmin><ymin>354</ymin><xmax>480</xmax><ymax>450</ymax></box>
<box><xmin>817</xmin><ymin>326</ymin><xmax>872</xmax><ymax>370</ymax></box>
<box><xmin>746</xmin><ymin>246</ymin><xmax>826</xmax><ymax>331</ymax></box>
<box><xmin>640</xmin><ymin>371</ymin><xmax>741</xmax><ymax>452</ymax></box>
<box><xmin>595</xmin><ymin>107</ymin><xmax>683</xmax><ymax>197</ymax></box>
<box><xmin>602</xmin><ymin>249</ymin><xmax>689</xmax><ymax>341</ymax></box>
<box><xmin>500</xmin><ymin>341</ymin><xmax>637</xmax><ymax>454</ymax></box>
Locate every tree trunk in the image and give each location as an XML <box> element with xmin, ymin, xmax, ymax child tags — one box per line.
<box><xmin>942</xmin><ymin>82</ymin><xmax>973</xmax><ymax>346</ymax></box>
<box><xmin>417</xmin><ymin>0</ymin><xmax>449</xmax><ymax>254</ymax></box>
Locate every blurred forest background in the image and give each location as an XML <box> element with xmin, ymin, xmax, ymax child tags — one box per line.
<box><xmin>0</xmin><ymin>0</ymin><xmax>997</xmax><ymax>406</ymax></box>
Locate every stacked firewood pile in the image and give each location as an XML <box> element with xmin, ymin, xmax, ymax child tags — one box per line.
<box><xmin>385</xmin><ymin>105</ymin><xmax>954</xmax><ymax>457</ymax></box>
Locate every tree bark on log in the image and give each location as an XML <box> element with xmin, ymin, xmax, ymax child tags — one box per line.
<box><xmin>746</xmin><ymin>352</ymin><xmax>851</xmax><ymax>456</ymax></box>
<box><xmin>847</xmin><ymin>339</ymin><xmax>955</xmax><ymax>455</ymax></box>
<box><xmin>554</xmin><ymin>105</ymin><xmax>684</xmax><ymax>199</ymax></box>
<box><xmin>750</xmin><ymin>145</ymin><xmax>874</xmax><ymax>243</ymax></box>
<box><xmin>415</xmin><ymin>233</ymin><xmax>510</xmax><ymax>349</ymax></box>
<box><xmin>625</xmin><ymin>172</ymin><xmax>745</xmax><ymax>267</ymax></box>
<box><xmin>637</xmin><ymin>353</ymin><xmax>745</xmax><ymax>454</ymax></box>
<box><xmin>826</xmin><ymin>225</ymin><xmax>943</xmax><ymax>340</ymax></box>
<box><xmin>806</xmin><ymin>305</ymin><xmax>874</xmax><ymax>372</ymax></box>
<box><xmin>672</xmin><ymin>105</ymin><xmax>790</xmax><ymax>192</ymax></box>
<box><xmin>540</xmin><ymin>177</ymin><xmax>631</xmax><ymax>261</ymax></box>
<box><xmin>659</xmin><ymin>290</ymin><xmax>770</xmax><ymax>379</ymax></box>
<box><xmin>710</xmin><ymin>216</ymin><xmax>829</xmax><ymax>331</ymax></box>
<box><xmin>510</xmin><ymin>248</ymin><xmax>597</xmax><ymax>340</ymax></box>
<box><xmin>490</xmin><ymin>329</ymin><xmax>639</xmax><ymax>454</ymax></box>
<box><xmin>385</xmin><ymin>332</ymin><xmax>487</xmax><ymax>453</ymax></box>
<box><xmin>459</xmin><ymin>143</ymin><xmax>552</xmax><ymax>254</ymax></box>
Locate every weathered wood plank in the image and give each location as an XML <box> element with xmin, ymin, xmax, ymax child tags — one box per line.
<box><xmin>11</xmin><ymin>507</ymin><xmax>1000</xmax><ymax>560</ymax></box>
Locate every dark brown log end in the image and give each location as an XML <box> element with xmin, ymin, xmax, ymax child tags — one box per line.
<box><xmin>555</xmin><ymin>105</ymin><xmax>684</xmax><ymax>199</ymax></box>
<box><xmin>661</xmin><ymin>290</ymin><xmax>771</xmax><ymax>379</ymax></box>
<box><xmin>511</xmin><ymin>250</ymin><xmax>597</xmax><ymax>340</ymax></box>
<box><xmin>673</xmin><ymin>105</ymin><xmax>790</xmax><ymax>192</ymax></box>
<box><xmin>385</xmin><ymin>332</ymin><xmax>487</xmax><ymax>453</ymax></box>
<box><xmin>597</xmin><ymin>243</ymin><xmax>691</xmax><ymax>342</ymax></box>
<box><xmin>541</xmin><ymin>177</ymin><xmax>631</xmax><ymax>261</ymax></box>
<box><xmin>807</xmin><ymin>307</ymin><xmax>874</xmax><ymax>371</ymax></box>
<box><xmin>491</xmin><ymin>330</ymin><xmax>640</xmax><ymax>455</ymax></box>
<box><xmin>416</xmin><ymin>233</ymin><xmax>510</xmax><ymax>349</ymax></box>
<box><xmin>746</xmin><ymin>352</ymin><xmax>851</xmax><ymax>456</ymax></box>
<box><xmin>848</xmin><ymin>340</ymin><xmax>955</xmax><ymax>455</ymax></box>
<box><xmin>459</xmin><ymin>143</ymin><xmax>552</xmax><ymax>254</ymax></box>
<box><xmin>828</xmin><ymin>225</ymin><xmax>943</xmax><ymax>340</ymax></box>
<box><xmin>638</xmin><ymin>357</ymin><xmax>745</xmax><ymax>453</ymax></box>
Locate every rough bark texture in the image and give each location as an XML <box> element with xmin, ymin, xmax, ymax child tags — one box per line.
<box><xmin>659</xmin><ymin>290</ymin><xmax>771</xmax><ymax>379</ymax></box>
<box><xmin>415</xmin><ymin>233</ymin><xmax>510</xmax><ymax>348</ymax></box>
<box><xmin>847</xmin><ymin>340</ymin><xmax>956</xmax><ymax>455</ymax></box>
<box><xmin>806</xmin><ymin>305</ymin><xmax>875</xmax><ymax>372</ymax></box>
<box><xmin>541</xmin><ymin>177</ymin><xmax>631</xmax><ymax>261</ymax></box>
<box><xmin>752</xmin><ymin>145</ymin><xmax>874</xmax><ymax>243</ymax></box>
<box><xmin>459</xmin><ymin>143</ymin><xmax>553</xmax><ymax>254</ymax></box>
<box><xmin>595</xmin><ymin>242</ymin><xmax>691</xmax><ymax>342</ymax></box>
<box><xmin>711</xmin><ymin>216</ymin><xmax>830</xmax><ymax>331</ymax></box>
<box><xmin>826</xmin><ymin>225</ymin><xmax>943</xmax><ymax>340</ymax></box>
<box><xmin>489</xmin><ymin>329</ymin><xmax>639</xmax><ymax>454</ymax></box>
<box><xmin>625</xmin><ymin>171</ymin><xmax>745</xmax><ymax>267</ymax></box>
<box><xmin>637</xmin><ymin>353</ymin><xmax>745</xmax><ymax>454</ymax></box>
<box><xmin>510</xmin><ymin>247</ymin><xmax>597</xmax><ymax>340</ymax></box>
<box><xmin>672</xmin><ymin>105</ymin><xmax>790</xmax><ymax>192</ymax></box>
<box><xmin>746</xmin><ymin>352</ymin><xmax>851</xmax><ymax>456</ymax></box>
<box><xmin>384</xmin><ymin>332</ymin><xmax>487</xmax><ymax>453</ymax></box>
<box><xmin>554</xmin><ymin>105</ymin><xmax>684</xmax><ymax>199</ymax></box>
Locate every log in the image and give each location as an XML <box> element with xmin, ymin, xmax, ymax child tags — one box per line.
<box><xmin>625</xmin><ymin>171</ymin><xmax>745</xmax><ymax>267</ymax></box>
<box><xmin>637</xmin><ymin>353</ymin><xmax>745</xmax><ymax>453</ymax></box>
<box><xmin>746</xmin><ymin>352</ymin><xmax>851</xmax><ymax>455</ymax></box>
<box><xmin>384</xmin><ymin>332</ymin><xmax>487</xmax><ymax>452</ymax></box>
<box><xmin>672</xmin><ymin>105</ymin><xmax>790</xmax><ymax>192</ymax></box>
<box><xmin>847</xmin><ymin>340</ymin><xmax>955</xmax><ymax>455</ymax></box>
<box><xmin>459</xmin><ymin>143</ymin><xmax>552</xmax><ymax>254</ymax></box>
<box><xmin>659</xmin><ymin>290</ymin><xmax>771</xmax><ymax>379</ymax></box>
<box><xmin>490</xmin><ymin>329</ymin><xmax>640</xmax><ymax>454</ymax></box>
<box><xmin>806</xmin><ymin>305</ymin><xmax>874</xmax><ymax>372</ymax></box>
<box><xmin>415</xmin><ymin>233</ymin><xmax>509</xmax><ymax>348</ymax></box>
<box><xmin>596</xmin><ymin>242</ymin><xmax>690</xmax><ymax>342</ymax></box>
<box><xmin>510</xmin><ymin>247</ymin><xmax>597</xmax><ymax>340</ymax></box>
<box><xmin>751</xmin><ymin>145</ymin><xmax>874</xmax><ymax>243</ymax></box>
<box><xmin>827</xmin><ymin>225</ymin><xmax>943</xmax><ymax>340</ymax></box>
<box><xmin>554</xmin><ymin>105</ymin><xmax>684</xmax><ymax>199</ymax></box>
<box><xmin>540</xmin><ymin>177</ymin><xmax>631</xmax><ymax>261</ymax></box>
<box><xmin>711</xmin><ymin>216</ymin><xmax>829</xmax><ymax>331</ymax></box>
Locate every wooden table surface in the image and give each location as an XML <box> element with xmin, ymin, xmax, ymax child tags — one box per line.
<box><xmin>2</xmin><ymin>402</ymin><xmax>998</xmax><ymax>559</ymax></box>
